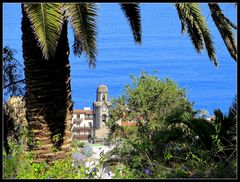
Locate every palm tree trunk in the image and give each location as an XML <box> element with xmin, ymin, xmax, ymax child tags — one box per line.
<box><xmin>208</xmin><ymin>3</ymin><xmax>237</xmax><ymax>61</ymax></box>
<box><xmin>22</xmin><ymin>5</ymin><xmax>73</xmax><ymax>163</ymax></box>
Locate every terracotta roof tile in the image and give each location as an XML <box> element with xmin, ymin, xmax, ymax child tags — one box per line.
<box><xmin>73</xmin><ymin>109</ymin><xmax>93</xmax><ymax>115</ymax></box>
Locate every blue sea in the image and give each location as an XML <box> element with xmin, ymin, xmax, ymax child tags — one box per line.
<box><xmin>3</xmin><ymin>3</ymin><xmax>237</xmax><ymax>115</ymax></box>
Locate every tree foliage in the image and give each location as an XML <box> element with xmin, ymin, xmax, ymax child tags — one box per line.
<box><xmin>102</xmin><ymin>73</ymin><xmax>237</xmax><ymax>178</ymax></box>
<box><xmin>109</xmin><ymin>72</ymin><xmax>193</xmax><ymax>130</ymax></box>
<box><xmin>3</xmin><ymin>46</ymin><xmax>25</xmax><ymax>97</ymax></box>
<box><xmin>104</xmin><ymin>72</ymin><xmax>194</xmax><ymax>175</ymax></box>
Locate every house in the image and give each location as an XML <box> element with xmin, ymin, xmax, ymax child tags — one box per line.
<box><xmin>72</xmin><ymin>107</ymin><xmax>94</xmax><ymax>142</ymax></box>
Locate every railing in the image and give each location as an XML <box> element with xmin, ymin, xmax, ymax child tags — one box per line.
<box><xmin>73</xmin><ymin>127</ymin><xmax>92</xmax><ymax>132</ymax></box>
<box><xmin>73</xmin><ymin>118</ymin><xmax>82</xmax><ymax>124</ymax></box>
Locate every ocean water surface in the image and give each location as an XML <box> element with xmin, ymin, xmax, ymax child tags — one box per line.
<box><xmin>3</xmin><ymin>3</ymin><xmax>237</xmax><ymax>115</ymax></box>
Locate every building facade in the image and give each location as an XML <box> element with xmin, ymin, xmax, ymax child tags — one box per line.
<box><xmin>71</xmin><ymin>108</ymin><xmax>94</xmax><ymax>142</ymax></box>
<box><xmin>71</xmin><ymin>85</ymin><xmax>111</xmax><ymax>142</ymax></box>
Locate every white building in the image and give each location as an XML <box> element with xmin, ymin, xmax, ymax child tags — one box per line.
<box><xmin>72</xmin><ymin>107</ymin><xmax>94</xmax><ymax>142</ymax></box>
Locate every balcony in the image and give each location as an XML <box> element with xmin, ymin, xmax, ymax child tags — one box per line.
<box><xmin>73</xmin><ymin>127</ymin><xmax>92</xmax><ymax>132</ymax></box>
<box><xmin>73</xmin><ymin>118</ymin><xmax>82</xmax><ymax>124</ymax></box>
<box><xmin>85</xmin><ymin>117</ymin><xmax>93</xmax><ymax>120</ymax></box>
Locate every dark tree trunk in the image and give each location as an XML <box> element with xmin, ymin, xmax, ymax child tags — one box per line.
<box><xmin>21</xmin><ymin>5</ymin><xmax>73</xmax><ymax>163</ymax></box>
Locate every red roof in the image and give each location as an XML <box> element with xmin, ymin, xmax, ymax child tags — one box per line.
<box><xmin>120</xmin><ymin>121</ymin><xmax>137</xmax><ymax>127</ymax></box>
<box><xmin>73</xmin><ymin>109</ymin><xmax>93</xmax><ymax>115</ymax></box>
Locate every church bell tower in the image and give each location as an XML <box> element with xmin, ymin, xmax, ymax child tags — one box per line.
<box><xmin>93</xmin><ymin>85</ymin><xmax>111</xmax><ymax>140</ymax></box>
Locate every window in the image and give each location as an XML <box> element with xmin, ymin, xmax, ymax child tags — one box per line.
<box><xmin>102</xmin><ymin>114</ymin><xmax>107</xmax><ymax>122</ymax></box>
<box><xmin>77</xmin><ymin>114</ymin><xmax>80</xmax><ymax>118</ymax></box>
<box><xmin>89</xmin><ymin>122</ymin><xmax>92</xmax><ymax>128</ymax></box>
<box><xmin>102</xmin><ymin>94</ymin><xmax>105</xmax><ymax>101</ymax></box>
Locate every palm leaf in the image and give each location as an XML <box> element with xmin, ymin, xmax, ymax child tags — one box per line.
<box><xmin>229</xmin><ymin>95</ymin><xmax>237</xmax><ymax>118</ymax></box>
<box><xmin>175</xmin><ymin>3</ymin><xmax>218</xmax><ymax>66</ymax></box>
<box><xmin>167</xmin><ymin>110</ymin><xmax>215</xmax><ymax>148</ymax></box>
<box><xmin>175</xmin><ymin>4</ymin><xmax>186</xmax><ymax>34</ymax></box>
<box><xmin>175</xmin><ymin>3</ymin><xmax>203</xmax><ymax>52</ymax></box>
<box><xmin>73</xmin><ymin>34</ymin><xmax>83</xmax><ymax>57</ymax></box>
<box><xmin>120</xmin><ymin>3</ymin><xmax>142</xmax><ymax>44</ymax></box>
<box><xmin>23</xmin><ymin>3</ymin><xmax>63</xmax><ymax>60</ymax></box>
<box><xmin>213</xmin><ymin>97</ymin><xmax>237</xmax><ymax>146</ymax></box>
<box><xmin>188</xmin><ymin>3</ymin><xmax>218</xmax><ymax>66</ymax></box>
<box><xmin>189</xmin><ymin>118</ymin><xmax>216</xmax><ymax>148</ymax></box>
<box><xmin>64</xmin><ymin>3</ymin><xmax>97</xmax><ymax>68</ymax></box>
<box><xmin>208</xmin><ymin>3</ymin><xmax>237</xmax><ymax>61</ymax></box>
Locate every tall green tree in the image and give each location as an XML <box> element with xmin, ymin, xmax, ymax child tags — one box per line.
<box><xmin>21</xmin><ymin>3</ymin><xmax>141</xmax><ymax>162</ymax></box>
<box><xmin>104</xmin><ymin>72</ymin><xmax>194</xmax><ymax>175</ymax></box>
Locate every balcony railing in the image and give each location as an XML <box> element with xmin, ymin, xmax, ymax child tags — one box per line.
<box><xmin>73</xmin><ymin>127</ymin><xmax>92</xmax><ymax>132</ymax></box>
<box><xmin>73</xmin><ymin>118</ymin><xmax>82</xmax><ymax>124</ymax></box>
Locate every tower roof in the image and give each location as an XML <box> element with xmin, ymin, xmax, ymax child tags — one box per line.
<box><xmin>97</xmin><ymin>85</ymin><xmax>108</xmax><ymax>92</ymax></box>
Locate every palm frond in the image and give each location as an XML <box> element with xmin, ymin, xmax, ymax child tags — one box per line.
<box><xmin>24</xmin><ymin>3</ymin><xmax>63</xmax><ymax>60</ymax></box>
<box><xmin>190</xmin><ymin>118</ymin><xmax>216</xmax><ymax>148</ymax></box>
<box><xmin>228</xmin><ymin>95</ymin><xmax>237</xmax><ymax>119</ymax></box>
<box><xmin>208</xmin><ymin>3</ymin><xmax>237</xmax><ymax>61</ymax></box>
<box><xmin>175</xmin><ymin>3</ymin><xmax>218</xmax><ymax>66</ymax></box>
<box><xmin>175</xmin><ymin>4</ymin><xmax>186</xmax><ymax>34</ymax></box>
<box><xmin>120</xmin><ymin>3</ymin><xmax>142</xmax><ymax>44</ymax></box>
<box><xmin>166</xmin><ymin>110</ymin><xmax>215</xmax><ymax>148</ymax></box>
<box><xmin>64</xmin><ymin>3</ymin><xmax>97</xmax><ymax>68</ymax></box>
<box><xmin>213</xmin><ymin>98</ymin><xmax>237</xmax><ymax>146</ymax></box>
<box><xmin>175</xmin><ymin>3</ymin><xmax>204</xmax><ymax>54</ymax></box>
<box><xmin>213</xmin><ymin>109</ymin><xmax>224</xmax><ymax>124</ymax></box>
<box><xmin>73</xmin><ymin>34</ymin><xmax>83</xmax><ymax>57</ymax></box>
<box><xmin>166</xmin><ymin>111</ymin><xmax>193</xmax><ymax>127</ymax></box>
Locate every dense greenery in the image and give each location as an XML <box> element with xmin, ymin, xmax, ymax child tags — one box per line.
<box><xmin>3</xmin><ymin>72</ymin><xmax>237</xmax><ymax>179</ymax></box>
<box><xmin>101</xmin><ymin>73</ymin><xmax>237</xmax><ymax>179</ymax></box>
<box><xmin>3</xmin><ymin>138</ymin><xmax>96</xmax><ymax>179</ymax></box>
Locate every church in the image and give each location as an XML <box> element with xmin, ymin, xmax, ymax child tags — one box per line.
<box><xmin>71</xmin><ymin>85</ymin><xmax>111</xmax><ymax>143</ymax></box>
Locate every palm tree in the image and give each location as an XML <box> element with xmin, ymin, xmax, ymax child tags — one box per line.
<box><xmin>166</xmin><ymin>95</ymin><xmax>237</xmax><ymax>151</ymax></box>
<box><xmin>22</xmin><ymin>5</ymin><xmax>72</xmax><ymax>162</ymax></box>
<box><xmin>21</xmin><ymin>3</ymin><xmax>141</xmax><ymax>163</ymax></box>
<box><xmin>166</xmin><ymin>111</ymin><xmax>216</xmax><ymax>149</ymax></box>
<box><xmin>212</xmin><ymin>96</ymin><xmax>237</xmax><ymax>157</ymax></box>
